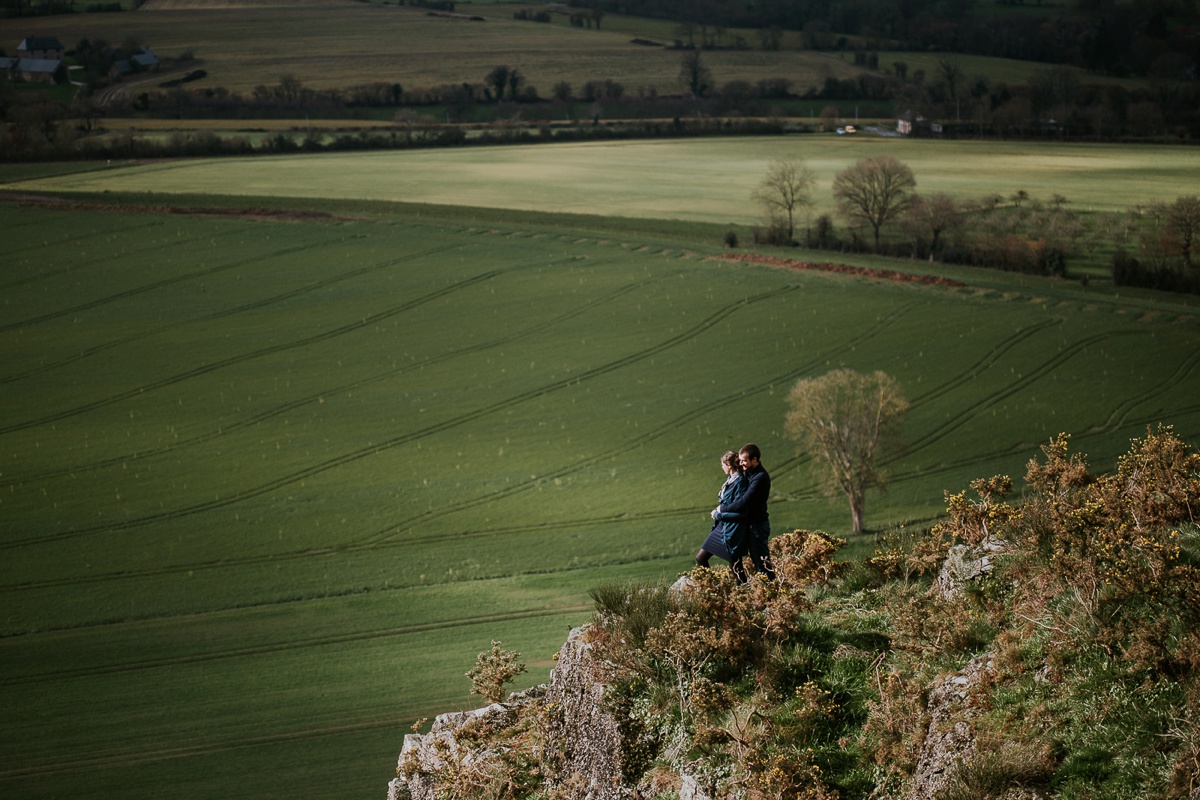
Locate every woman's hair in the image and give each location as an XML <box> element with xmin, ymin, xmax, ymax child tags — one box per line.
<box><xmin>722</xmin><ymin>450</ymin><xmax>742</xmax><ymax>472</ymax></box>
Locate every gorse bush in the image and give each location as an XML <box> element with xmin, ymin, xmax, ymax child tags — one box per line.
<box><xmin>437</xmin><ymin>427</ymin><xmax>1200</xmax><ymax>800</ymax></box>
<box><xmin>467</xmin><ymin>640</ymin><xmax>527</xmax><ymax>704</ymax></box>
<box><xmin>871</xmin><ymin>425</ymin><xmax>1200</xmax><ymax>798</ymax></box>
<box><xmin>584</xmin><ymin>531</ymin><xmax>865</xmax><ymax>799</ymax></box>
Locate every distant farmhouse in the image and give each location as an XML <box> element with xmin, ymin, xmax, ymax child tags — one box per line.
<box><xmin>109</xmin><ymin>46</ymin><xmax>159</xmax><ymax>78</ymax></box>
<box><xmin>897</xmin><ymin>109</ymin><xmax>943</xmax><ymax>137</ymax></box>
<box><xmin>2</xmin><ymin>36</ymin><xmax>158</xmax><ymax>85</ymax></box>
<box><xmin>2</xmin><ymin>35</ymin><xmax>66</xmax><ymax>84</ymax></box>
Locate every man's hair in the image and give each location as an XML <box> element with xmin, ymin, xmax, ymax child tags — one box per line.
<box><xmin>739</xmin><ymin>443</ymin><xmax>761</xmax><ymax>461</ymax></box>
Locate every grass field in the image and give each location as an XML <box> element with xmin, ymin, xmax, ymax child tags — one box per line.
<box><xmin>0</xmin><ymin>0</ymin><xmax>1133</xmax><ymax>102</ymax></box>
<box><xmin>7</xmin><ymin>136</ymin><xmax>1199</xmax><ymax>226</ymax></box>
<box><xmin>0</xmin><ymin>0</ymin><xmax>859</xmax><ymax>96</ymax></box>
<box><xmin>3</xmin><ymin>151</ymin><xmax>1200</xmax><ymax>800</ymax></box>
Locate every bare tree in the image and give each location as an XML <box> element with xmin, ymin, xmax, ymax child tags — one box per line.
<box><xmin>678</xmin><ymin>50</ymin><xmax>713</xmax><ymax>98</ymax></box>
<box><xmin>832</xmin><ymin>155</ymin><xmax>917</xmax><ymax>251</ymax></box>
<box><xmin>785</xmin><ymin>369</ymin><xmax>909</xmax><ymax>534</ymax></box>
<box><xmin>1165</xmin><ymin>195</ymin><xmax>1200</xmax><ymax>269</ymax></box>
<box><xmin>751</xmin><ymin>158</ymin><xmax>816</xmax><ymax>242</ymax></box>
<box><xmin>278</xmin><ymin>73</ymin><xmax>304</xmax><ymax>106</ymax></box>
<box><xmin>506</xmin><ymin>68</ymin><xmax>525</xmax><ymax>101</ymax></box>
<box><xmin>903</xmin><ymin>192</ymin><xmax>962</xmax><ymax>258</ymax></box>
<box><xmin>937</xmin><ymin>56</ymin><xmax>964</xmax><ymax>102</ymax></box>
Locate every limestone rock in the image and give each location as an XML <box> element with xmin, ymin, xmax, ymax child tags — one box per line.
<box><xmin>904</xmin><ymin>653</ymin><xmax>993</xmax><ymax>800</ymax></box>
<box><xmin>937</xmin><ymin>541</ymin><xmax>1008</xmax><ymax>600</ymax></box>
<box><xmin>543</xmin><ymin>626</ymin><xmax>635</xmax><ymax>800</ymax></box>
<box><xmin>389</xmin><ymin>625</ymin><xmax>637</xmax><ymax>800</ymax></box>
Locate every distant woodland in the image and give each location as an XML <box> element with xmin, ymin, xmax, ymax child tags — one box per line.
<box><xmin>568</xmin><ymin>0</ymin><xmax>1198</xmax><ymax>80</ymax></box>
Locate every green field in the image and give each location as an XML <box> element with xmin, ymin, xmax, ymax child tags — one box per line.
<box><xmin>3</xmin><ymin>138</ymin><xmax>1200</xmax><ymax>800</ymax></box>
<box><xmin>8</xmin><ymin>137</ymin><xmax>1200</xmax><ymax>223</ymax></box>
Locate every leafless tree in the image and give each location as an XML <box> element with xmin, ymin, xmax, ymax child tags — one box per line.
<box><xmin>937</xmin><ymin>56</ymin><xmax>964</xmax><ymax>101</ymax></box>
<box><xmin>1165</xmin><ymin>196</ymin><xmax>1200</xmax><ymax>269</ymax></box>
<box><xmin>832</xmin><ymin>155</ymin><xmax>917</xmax><ymax>251</ymax></box>
<box><xmin>751</xmin><ymin>157</ymin><xmax>816</xmax><ymax>242</ymax></box>
<box><xmin>903</xmin><ymin>193</ymin><xmax>962</xmax><ymax>258</ymax></box>
<box><xmin>678</xmin><ymin>50</ymin><xmax>713</xmax><ymax>98</ymax></box>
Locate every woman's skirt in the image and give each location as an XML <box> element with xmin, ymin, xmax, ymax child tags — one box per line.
<box><xmin>701</xmin><ymin>526</ymin><xmax>733</xmax><ymax>562</ymax></box>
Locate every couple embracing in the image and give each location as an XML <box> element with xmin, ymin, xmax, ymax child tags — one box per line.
<box><xmin>695</xmin><ymin>443</ymin><xmax>776</xmax><ymax>583</ymax></box>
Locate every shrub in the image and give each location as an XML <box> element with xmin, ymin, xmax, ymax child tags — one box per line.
<box><xmin>466</xmin><ymin>640</ymin><xmax>527</xmax><ymax>703</ymax></box>
<box><xmin>752</xmin><ymin>220</ymin><xmax>793</xmax><ymax>246</ymax></box>
<box><xmin>426</xmin><ymin>428</ymin><xmax>1200</xmax><ymax>800</ymax></box>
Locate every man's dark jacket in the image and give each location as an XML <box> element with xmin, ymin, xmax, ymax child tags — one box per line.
<box><xmin>719</xmin><ymin>464</ymin><xmax>770</xmax><ymax>540</ymax></box>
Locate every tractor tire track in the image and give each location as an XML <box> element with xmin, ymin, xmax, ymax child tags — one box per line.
<box><xmin>0</xmin><ymin>268</ymin><xmax>500</xmax><ymax>437</ymax></box>
<box><xmin>905</xmin><ymin>317</ymin><xmax>1064</xmax><ymax>409</ymax></box>
<box><xmin>0</xmin><ymin>506</ymin><xmax>704</xmax><ymax>596</ymax></box>
<box><xmin>356</xmin><ymin>299</ymin><xmax>922</xmax><ymax>547</ymax></box>
<box><xmin>0</xmin><ymin>297</ymin><xmax>917</xmax><ymax>586</ymax></box>
<box><xmin>0</xmin><ymin>229</ymin><xmax>365</xmax><ymax>334</ymax></box>
<box><xmin>1</xmin><ymin>273</ymin><xmax>658</xmax><ymax>487</ymax></box>
<box><xmin>0</xmin><ymin>285</ymin><xmax>795</xmax><ymax>549</ymax></box>
<box><xmin>898</xmin><ymin>329</ymin><xmax>1143</xmax><ymax>459</ymax></box>
<box><xmin>0</xmin><ymin>220</ymin><xmax>172</xmax><ymax>287</ymax></box>
<box><xmin>1097</xmin><ymin>348</ymin><xmax>1200</xmax><ymax>431</ymax></box>
<box><xmin>0</xmin><ymin>242</ymin><xmax>459</xmax><ymax>386</ymax></box>
<box><xmin>886</xmin><ymin>441</ymin><xmax>1045</xmax><ymax>486</ymax></box>
<box><xmin>0</xmin><ymin>715</ymin><xmax>417</xmax><ymax>780</ymax></box>
<box><xmin>4</xmin><ymin>604</ymin><xmax>591</xmax><ymax>687</ymax></box>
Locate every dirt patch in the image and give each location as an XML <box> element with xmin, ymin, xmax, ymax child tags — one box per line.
<box><xmin>715</xmin><ymin>253</ymin><xmax>967</xmax><ymax>288</ymax></box>
<box><xmin>2</xmin><ymin>193</ymin><xmax>357</xmax><ymax>223</ymax></box>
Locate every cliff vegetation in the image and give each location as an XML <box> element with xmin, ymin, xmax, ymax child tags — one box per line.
<box><xmin>392</xmin><ymin>425</ymin><xmax>1200</xmax><ymax>800</ymax></box>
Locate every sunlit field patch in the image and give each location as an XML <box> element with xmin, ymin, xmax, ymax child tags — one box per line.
<box><xmin>8</xmin><ymin>137</ymin><xmax>1199</xmax><ymax>222</ymax></box>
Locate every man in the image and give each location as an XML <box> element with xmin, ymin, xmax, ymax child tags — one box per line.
<box><xmin>714</xmin><ymin>443</ymin><xmax>776</xmax><ymax>582</ymax></box>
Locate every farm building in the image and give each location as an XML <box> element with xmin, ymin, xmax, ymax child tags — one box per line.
<box><xmin>4</xmin><ymin>56</ymin><xmax>65</xmax><ymax>84</ymax></box>
<box><xmin>110</xmin><ymin>47</ymin><xmax>160</xmax><ymax>77</ymax></box>
<box><xmin>897</xmin><ymin>109</ymin><xmax>943</xmax><ymax>137</ymax></box>
<box><xmin>3</xmin><ymin>36</ymin><xmax>66</xmax><ymax>84</ymax></box>
<box><xmin>17</xmin><ymin>35</ymin><xmax>64</xmax><ymax>59</ymax></box>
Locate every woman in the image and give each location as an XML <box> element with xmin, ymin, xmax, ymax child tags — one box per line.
<box><xmin>695</xmin><ymin>450</ymin><xmax>749</xmax><ymax>569</ymax></box>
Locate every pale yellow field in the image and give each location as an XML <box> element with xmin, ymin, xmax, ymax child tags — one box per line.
<box><xmin>7</xmin><ymin>137</ymin><xmax>1198</xmax><ymax>222</ymax></box>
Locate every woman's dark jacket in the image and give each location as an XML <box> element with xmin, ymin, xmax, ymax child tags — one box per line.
<box><xmin>712</xmin><ymin>473</ymin><xmax>750</xmax><ymax>557</ymax></box>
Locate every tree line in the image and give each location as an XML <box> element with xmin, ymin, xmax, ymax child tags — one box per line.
<box><xmin>564</xmin><ymin>0</ymin><xmax>1199</xmax><ymax>82</ymax></box>
<box><xmin>750</xmin><ymin>155</ymin><xmax>1200</xmax><ymax>293</ymax></box>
